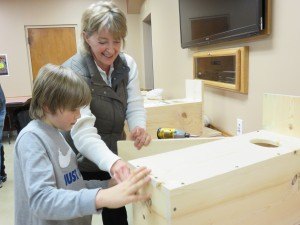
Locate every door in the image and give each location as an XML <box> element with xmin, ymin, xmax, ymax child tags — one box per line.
<box><xmin>26</xmin><ymin>26</ymin><xmax>77</xmax><ymax>81</ymax></box>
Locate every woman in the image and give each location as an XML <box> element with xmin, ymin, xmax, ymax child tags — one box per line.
<box><xmin>63</xmin><ymin>1</ymin><xmax>151</xmax><ymax>225</ymax></box>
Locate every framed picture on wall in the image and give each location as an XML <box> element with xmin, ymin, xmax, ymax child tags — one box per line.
<box><xmin>0</xmin><ymin>54</ymin><xmax>9</xmax><ymax>76</ymax></box>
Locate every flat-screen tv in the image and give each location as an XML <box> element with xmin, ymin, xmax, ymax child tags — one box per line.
<box><xmin>179</xmin><ymin>0</ymin><xmax>265</xmax><ymax>48</ymax></box>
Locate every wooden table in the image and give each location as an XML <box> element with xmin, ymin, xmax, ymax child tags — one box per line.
<box><xmin>5</xmin><ymin>96</ymin><xmax>31</xmax><ymax>143</ymax></box>
<box><xmin>6</xmin><ymin>96</ymin><xmax>31</xmax><ymax>107</ymax></box>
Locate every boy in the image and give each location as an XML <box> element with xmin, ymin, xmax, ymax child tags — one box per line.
<box><xmin>14</xmin><ymin>64</ymin><xmax>151</xmax><ymax>225</ymax></box>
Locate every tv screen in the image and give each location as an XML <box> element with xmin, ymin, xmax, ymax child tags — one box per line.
<box><xmin>179</xmin><ymin>0</ymin><xmax>265</xmax><ymax>48</ymax></box>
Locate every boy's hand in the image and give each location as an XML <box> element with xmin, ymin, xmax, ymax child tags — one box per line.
<box><xmin>96</xmin><ymin>167</ymin><xmax>151</xmax><ymax>209</ymax></box>
<box><xmin>108</xmin><ymin>178</ymin><xmax>118</xmax><ymax>187</ymax></box>
<box><xmin>110</xmin><ymin>160</ymin><xmax>130</xmax><ymax>183</ymax></box>
<box><xmin>130</xmin><ymin>126</ymin><xmax>151</xmax><ymax>150</ymax></box>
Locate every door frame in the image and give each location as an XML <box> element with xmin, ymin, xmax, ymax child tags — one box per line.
<box><xmin>142</xmin><ymin>14</ymin><xmax>154</xmax><ymax>90</ymax></box>
<box><xmin>24</xmin><ymin>24</ymin><xmax>79</xmax><ymax>89</ymax></box>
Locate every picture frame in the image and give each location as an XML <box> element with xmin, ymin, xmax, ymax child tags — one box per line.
<box><xmin>193</xmin><ymin>47</ymin><xmax>249</xmax><ymax>94</ymax></box>
<box><xmin>0</xmin><ymin>54</ymin><xmax>9</xmax><ymax>76</ymax></box>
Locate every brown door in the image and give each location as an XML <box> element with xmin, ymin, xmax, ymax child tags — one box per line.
<box><xmin>27</xmin><ymin>27</ymin><xmax>77</xmax><ymax>81</ymax></box>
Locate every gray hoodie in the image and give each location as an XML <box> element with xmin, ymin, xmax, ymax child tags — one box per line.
<box><xmin>14</xmin><ymin>120</ymin><xmax>106</xmax><ymax>225</ymax></box>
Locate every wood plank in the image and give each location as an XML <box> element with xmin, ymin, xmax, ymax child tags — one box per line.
<box><xmin>202</xmin><ymin>126</ymin><xmax>222</xmax><ymax>137</ymax></box>
<box><xmin>172</xmin><ymin>180</ymin><xmax>300</xmax><ymax>225</ymax></box>
<box><xmin>263</xmin><ymin>93</ymin><xmax>300</xmax><ymax>138</ymax></box>
<box><xmin>169</xmin><ymin>151</ymin><xmax>300</xmax><ymax>218</ymax></box>
<box><xmin>118</xmin><ymin>137</ymin><xmax>222</xmax><ymax>161</ymax></box>
<box><xmin>145</xmin><ymin>100</ymin><xmax>202</xmax><ymax>139</ymax></box>
<box><xmin>129</xmin><ymin>130</ymin><xmax>300</xmax><ymax>224</ymax></box>
<box><xmin>130</xmin><ymin>131</ymin><xmax>300</xmax><ymax>190</ymax></box>
<box><xmin>119</xmin><ymin>136</ymin><xmax>222</xmax><ymax>225</ymax></box>
<box><xmin>124</xmin><ymin>99</ymin><xmax>203</xmax><ymax>140</ymax></box>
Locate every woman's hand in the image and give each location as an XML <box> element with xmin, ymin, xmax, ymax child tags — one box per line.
<box><xmin>96</xmin><ymin>167</ymin><xmax>151</xmax><ymax>209</ymax></box>
<box><xmin>130</xmin><ymin>126</ymin><xmax>151</xmax><ymax>150</ymax></box>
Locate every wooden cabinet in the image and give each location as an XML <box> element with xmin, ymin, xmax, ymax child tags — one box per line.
<box><xmin>128</xmin><ymin>130</ymin><xmax>300</xmax><ymax>225</ymax></box>
<box><xmin>124</xmin><ymin>99</ymin><xmax>203</xmax><ymax>139</ymax></box>
<box><xmin>126</xmin><ymin>94</ymin><xmax>300</xmax><ymax>225</ymax></box>
<box><xmin>193</xmin><ymin>47</ymin><xmax>249</xmax><ymax>93</ymax></box>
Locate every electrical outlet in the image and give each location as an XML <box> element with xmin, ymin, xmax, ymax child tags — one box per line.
<box><xmin>236</xmin><ymin>118</ymin><xmax>243</xmax><ymax>136</ymax></box>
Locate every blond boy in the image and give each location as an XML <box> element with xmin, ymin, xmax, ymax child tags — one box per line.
<box><xmin>14</xmin><ymin>64</ymin><xmax>150</xmax><ymax>225</ymax></box>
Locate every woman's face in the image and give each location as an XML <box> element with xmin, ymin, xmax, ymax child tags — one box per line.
<box><xmin>84</xmin><ymin>29</ymin><xmax>122</xmax><ymax>72</ymax></box>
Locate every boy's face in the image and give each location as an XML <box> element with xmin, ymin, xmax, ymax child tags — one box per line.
<box><xmin>45</xmin><ymin>108</ymin><xmax>81</xmax><ymax>131</ymax></box>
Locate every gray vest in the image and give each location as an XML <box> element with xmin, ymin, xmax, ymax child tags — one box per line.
<box><xmin>62</xmin><ymin>53</ymin><xmax>129</xmax><ymax>172</ymax></box>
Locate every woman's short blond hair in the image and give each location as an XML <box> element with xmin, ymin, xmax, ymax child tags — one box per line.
<box><xmin>29</xmin><ymin>64</ymin><xmax>91</xmax><ymax>119</ymax></box>
<box><xmin>80</xmin><ymin>1</ymin><xmax>127</xmax><ymax>54</ymax></box>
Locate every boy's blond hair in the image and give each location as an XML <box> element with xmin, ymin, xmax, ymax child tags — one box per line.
<box><xmin>81</xmin><ymin>1</ymin><xmax>127</xmax><ymax>54</ymax></box>
<box><xmin>30</xmin><ymin>64</ymin><xmax>91</xmax><ymax>119</ymax></box>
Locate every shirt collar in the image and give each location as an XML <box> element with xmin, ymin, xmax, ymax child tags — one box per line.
<box><xmin>95</xmin><ymin>61</ymin><xmax>115</xmax><ymax>86</ymax></box>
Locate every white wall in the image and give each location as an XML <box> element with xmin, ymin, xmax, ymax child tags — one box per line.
<box><xmin>2</xmin><ymin>0</ymin><xmax>300</xmax><ymax>135</ymax></box>
<box><xmin>0</xmin><ymin>0</ymin><xmax>143</xmax><ymax>96</ymax></box>
<box><xmin>140</xmin><ymin>0</ymin><xmax>300</xmax><ymax>135</ymax></box>
<box><xmin>141</xmin><ymin>0</ymin><xmax>193</xmax><ymax>98</ymax></box>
